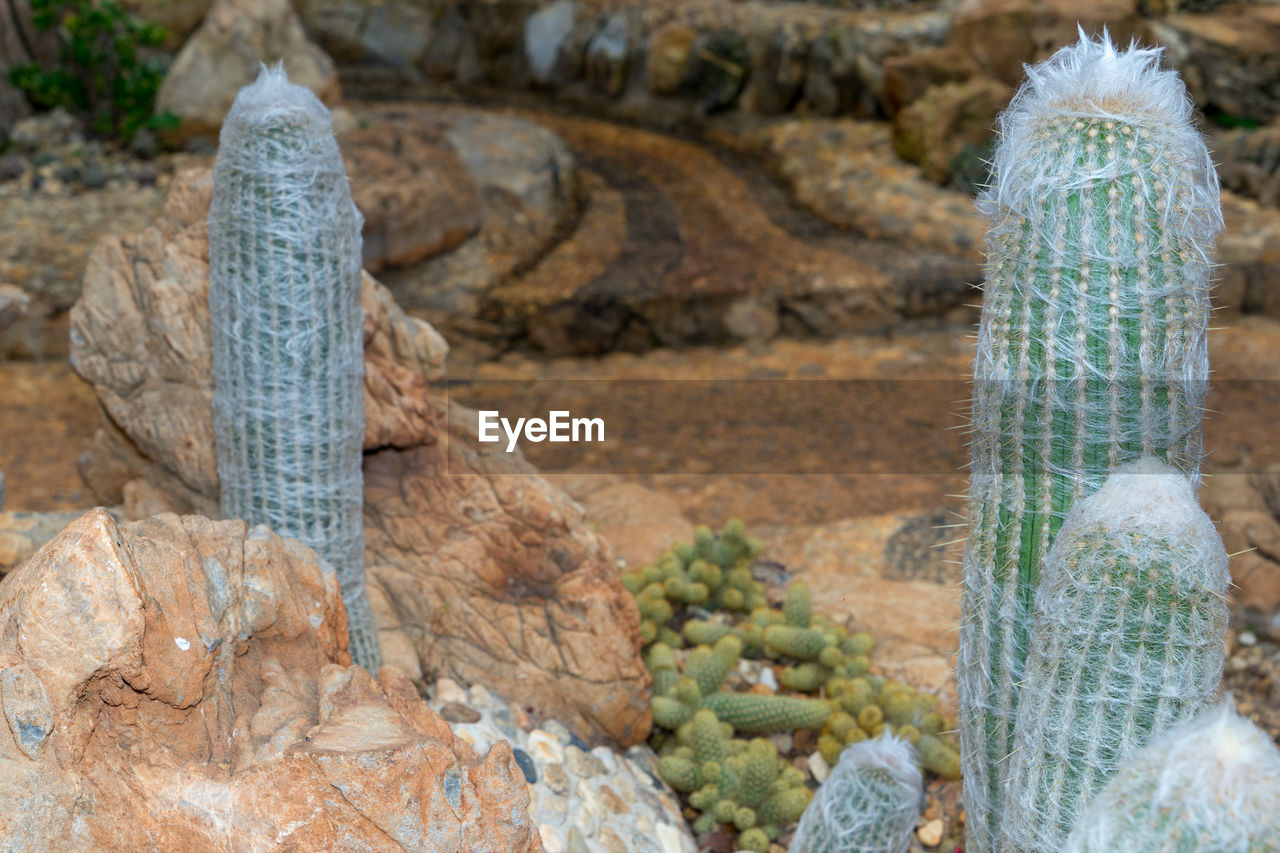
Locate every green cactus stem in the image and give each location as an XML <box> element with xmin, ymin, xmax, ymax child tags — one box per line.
<box><xmin>791</xmin><ymin>733</ymin><xmax>923</xmax><ymax>853</ymax></box>
<box><xmin>701</xmin><ymin>692</ymin><xmax>831</xmax><ymax>734</ymax></box>
<box><xmin>1063</xmin><ymin>702</ymin><xmax>1280</xmax><ymax>852</ymax></box>
<box><xmin>208</xmin><ymin>65</ymin><xmax>380</xmax><ymax>671</ymax></box>
<box><xmin>1001</xmin><ymin>459</ymin><xmax>1228</xmax><ymax>852</ymax></box>
<box><xmin>958</xmin><ymin>32</ymin><xmax>1222</xmax><ymax>851</ymax></box>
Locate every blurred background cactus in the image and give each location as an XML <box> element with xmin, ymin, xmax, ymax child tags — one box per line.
<box><xmin>790</xmin><ymin>733</ymin><xmax>923</xmax><ymax>853</ymax></box>
<box><xmin>1063</xmin><ymin>701</ymin><xmax>1280</xmax><ymax>853</ymax></box>
<box><xmin>958</xmin><ymin>31</ymin><xmax>1223</xmax><ymax>851</ymax></box>
<box><xmin>208</xmin><ymin>65</ymin><xmax>379</xmax><ymax>671</ymax></box>
<box><xmin>1000</xmin><ymin>458</ymin><xmax>1229</xmax><ymax>852</ymax></box>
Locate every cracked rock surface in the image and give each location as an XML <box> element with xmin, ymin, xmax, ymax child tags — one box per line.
<box><xmin>0</xmin><ymin>509</ymin><xmax>542</xmax><ymax>851</ymax></box>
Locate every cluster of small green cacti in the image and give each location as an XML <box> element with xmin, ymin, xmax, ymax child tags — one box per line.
<box><xmin>657</xmin><ymin>708</ymin><xmax>814</xmax><ymax>852</ymax></box>
<box><xmin>622</xmin><ymin>519</ymin><xmax>767</xmax><ymax>648</ymax></box>
<box><xmin>817</xmin><ymin>677</ymin><xmax>961</xmax><ymax>781</ymax></box>
<box><xmin>627</xmin><ymin>521</ymin><xmax>962</xmax><ymax>847</ymax></box>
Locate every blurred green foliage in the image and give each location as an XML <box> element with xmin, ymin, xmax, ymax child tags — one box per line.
<box><xmin>7</xmin><ymin>0</ymin><xmax>178</xmax><ymax>140</ymax></box>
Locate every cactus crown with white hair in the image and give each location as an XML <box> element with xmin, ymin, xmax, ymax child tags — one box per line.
<box><xmin>958</xmin><ymin>29</ymin><xmax>1223</xmax><ymax>852</ymax></box>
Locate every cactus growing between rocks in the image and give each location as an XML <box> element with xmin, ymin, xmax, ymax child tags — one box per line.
<box><xmin>791</xmin><ymin>733</ymin><xmax>923</xmax><ymax>853</ymax></box>
<box><xmin>1000</xmin><ymin>458</ymin><xmax>1229</xmax><ymax>851</ymax></box>
<box><xmin>958</xmin><ymin>31</ymin><xmax>1223</xmax><ymax>850</ymax></box>
<box><xmin>208</xmin><ymin>65</ymin><xmax>380</xmax><ymax>671</ymax></box>
<box><xmin>1063</xmin><ymin>702</ymin><xmax>1280</xmax><ymax>852</ymax></box>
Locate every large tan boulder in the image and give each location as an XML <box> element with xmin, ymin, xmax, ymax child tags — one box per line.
<box><xmin>155</xmin><ymin>0</ymin><xmax>340</xmax><ymax>144</ymax></box>
<box><xmin>0</xmin><ymin>509</ymin><xmax>542</xmax><ymax>851</ymax></box>
<box><xmin>68</xmin><ymin>167</ymin><xmax>651</xmax><ymax>747</ymax></box>
<box><xmin>342</xmin><ymin>120</ymin><xmax>484</xmax><ymax>272</ymax></box>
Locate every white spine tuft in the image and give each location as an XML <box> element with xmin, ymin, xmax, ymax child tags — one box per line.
<box><xmin>791</xmin><ymin>732</ymin><xmax>923</xmax><ymax>853</ymax></box>
<box><xmin>980</xmin><ymin>28</ymin><xmax>1223</xmax><ymax>252</ymax></box>
<box><xmin>1064</xmin><ymin>700</ymin><xmax>1280</xmax><ymax>852</ymax></box>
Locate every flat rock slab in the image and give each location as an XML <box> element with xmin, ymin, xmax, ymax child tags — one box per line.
<box><xmin>761</xmin><ymin>509</ymin><xmax>961</xmax><ymax>716</ymax></box>
<box><xmin>0</xmin><ymin>509</ymin><xmax>542</xmax><ymax>851</ymax></box>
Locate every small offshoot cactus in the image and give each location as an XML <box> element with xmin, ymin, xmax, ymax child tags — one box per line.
<box><xmin>958</xmin><ymin>31</ymin><xmax>1222</xmax><ymax>851</ymax></box>
<box><xmin>658</xmin><ymin>708</ymin><xmax>813</xmax><ymax>848</ymax></box>
<box><xmin>1001</xmin><ymin>458</ymin><xmax>1229</xmax><ymax>853</ymax></box>
<box><xmin>1063</xmin><ymin>702</ymin><xmax>1280</xmax><ymax>852</ymax></box>
<box><xmin>791</xmin><ymin>733</ymin><xmax>924</xmax><ymax>853</ymax></box>
<box><xmin>208</xmin><ymin>65</ymin><xmax>380</xmax><ymax>671</ymax></box>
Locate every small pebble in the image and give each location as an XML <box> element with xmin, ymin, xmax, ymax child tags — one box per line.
<box><xmin>539</xmin><ymin>825</ymin><xmax>564</xmax><ymax>853</ymax></box>
<box><xmin>1240</xmin><ymin>630</ymin><xmax>1258</xmax><ymax>647</ymax></box>
<box><xmin>565</xmin><ymin>826</ymin><xmax>589</xmax><ymax>853</ymax></box>
<box><xmin>918</xmin><ymin>817</ymin><xmax>944</xmax><ymax>847</ymax></box>
<box><xmin>528</xmin><ymin>728</ymin><xmax>566</xmax><ymax>764</ymax></box>
<box><xmin>768</xmin><ymin>732</ymin><xmax>792</xmax><ymax>754</ymax></box>
<box><xmin>513</xmin><ymin>747</ymin><xmax>538</xmax><ymax>783</ymax></box>
<box><xmin>542</xmin><ymin>719</ymin><xmax>573</xmax><ymax>745</ymax></box>
<box><xmin>565</xmin><ymin>745</ymin><xmax>606</xmax><ymax>778</ymax></box>
<box><xmin>758</xmin><ymin>666</ymin><xmax>778</xmax><ymax>692</ymax></box>
<box><xmin>433</xmin><ymin>677</ymin><xmax>467</xmax><ymax>705</ymax></box>
<box><xmin>0</xmin><ymin>155</ymin><xmax>26</xmax><ymax>181</ymax></box>
<box><xmin>81</xmin><ymin>161</ymin><xmax>108</xmax><ymax>189</ymax></box>
<box><xmin>807</xmin><ymin>751</ymin><xmax>830</xmax><ymax>783</ymax></box>
<box><xmin>439</xmin><ymin>701</ymin><xmax>480</xmax><ymax>723</ymax></box>
<box><xmin>544</xmin><ymin>762</ymin><xmax>570</xmax><ymax>795</ymax></box>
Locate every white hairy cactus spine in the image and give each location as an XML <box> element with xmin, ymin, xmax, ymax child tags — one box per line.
<box><xmin>208</xmin><ymin>65</ymin><xmax>380</xmax><ymax>671</ymax></box>
<box><xmin>790</xmin><ymin>732</ymin><xmax>923</xmax><ymax>853</ymax></box>
<box><xmin>958</xmin><ymin>31</ymin><xmax>1222</xmax><ymax>851</ymax></box>
<box><xmin>1000</xmin><ymin>457</ymin><xmax>1229</xmax><ymax>852</ymax></box>
<box><xmin>1064</xmin><ymin>701</ymin><xmax>1280</xmax><ymax>852</ymax></box>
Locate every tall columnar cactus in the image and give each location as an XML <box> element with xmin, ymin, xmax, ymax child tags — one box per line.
<box><xmin>1063</xmin><ymin>702</ymin><xmax>1280</xmax><ymax>852</ymax></box>
<box><xmin>958</xmin><ymin>32</ymin><xmax>1222</xmax><ymax>850</ymax></box>
<box><xmin>208</xmin><ymin>65</ymin><xmax>380</xmax><ymax>671</ymax></box>
<box><xmin>1000</xmin><ymin>458</ymin><xmax>1228</xmax><ymax>852</ymax></box>
<box><xmin>790</xmin><ymin>732</ymin><xmax>923</xmax><ymax>853</ymax></box>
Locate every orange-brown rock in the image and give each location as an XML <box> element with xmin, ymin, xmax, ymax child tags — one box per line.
<box><xmin>0</xmin><ymin>509</ymin><xmax>542</xmax><ymax>851</ymax></box>
<box><xmin>1204</xmin><ymin>468</ymin><xmax>1280</xmax><ymax>637</ymax></box>
<box><xmin>947</xmin><ymin>0</ymin><xmax>1140</xmax><ymax>88</ymax></box>
<box><xmin>68</xmin><ymin>168</ymin><xmax>651</xmax><ymax>748</ymax></box>
<box><xmin>342</xmin><ymin>121</ymin><xmax>484</xmax><ymax>272</ymax></box>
